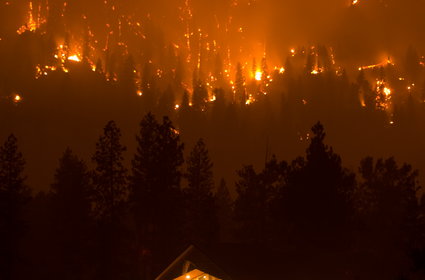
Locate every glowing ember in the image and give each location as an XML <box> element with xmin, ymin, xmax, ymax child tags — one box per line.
<box><xmin>14</xmin><ymin>94</ymin><xmax>22</xmax><ymax>103</ymax></box>
<box><xmin>383</xmin><ymin>87</ymin><xmax>391</xmax><ymax>96</ymax></box>
<box><xmin>255</xmin><ymin>71</ymin><xmax>262</xmax><ymax>81</ymax></box>
<box><xmin>137</xmin><ymin>90</ymin><xmax>143</xmax><ymax>96</ymax></box>
<box><xmin>359</xmin><ymin>57</ymin><xmax>393</xmax><ymax>71</ymax></box>
<box><xmin>68</xmin><ymin>55</ymin><xmax>81</xmax><ymax>62</ymax></box>
<box><xmin>351</xmin><ymin>0</ymin><xmax>359</xmax><ymax>6</ymax></box>
<box><xmin>16</xmin><ymin>2</ymin><xmax>40</xmax><ymax>34</ymax></box>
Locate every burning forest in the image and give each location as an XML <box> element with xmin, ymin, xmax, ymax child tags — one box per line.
<box><xmin>1</xmin><ymin>0</ymin><xmax>425</xmax><ymax>280</ymax></box>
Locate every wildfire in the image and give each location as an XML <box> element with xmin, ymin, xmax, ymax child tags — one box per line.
<box><xmin>383</xmin><ymin>87</ymin><xmax>391</xmax><ymax>96</ymax></box>
<box><xmin>358</xmin><ymin>57</ymin><xmax>394</xmax><ymax>71</ymax></box>
<box><xmin>68</xmin><ymin>55</ymin><xmax>81</xmax><ymax>62</ymax></box>
<box><xmin>17</xmin><ymin>2</ymin><xmax>38</xmax><ymax>34</ymax></box>
<box><xmin>375</xmin><ymin>79</ymin><xmax>393</xmax><ymax>111</ymax></box>
<box><xmin>14</xmin><ymin>94</ymin><xmax>22</xmax><ymax>103</ymax></box>
<box><xmin>255</xmin><ymin>71</ymin><xmax>262</xmax><ymax>81</ymax></box>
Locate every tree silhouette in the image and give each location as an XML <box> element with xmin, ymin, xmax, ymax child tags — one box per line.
<box><xmin>92</xmin><ymin>121</ymin><xmax>127</xmax><ymax>220</ymax></box>
<box><xmin>234</xmin><ymin>63</ymin><xmax>246</xmax><ymax>104</ymax></box>
<box><xmin>192</xmin><ymin>79</ymin><xmax>208</xmax><ymax>111</ymax></box>
<box><xmin>235</xmin><ymin>155</ymin><xmax>287</xmax><ymax>244</ymax></box>
<box><xmin>355</xmin><ymin>157</ymin><xmax>421</xmax><ymax>279</ymax></box>
<box><xmin>282</xmin><ymin>122</ymin><xmax>355</xmax><ymax>251</ymax></box>
<box><xmin>130</xmin><ymin>113</ymin><xmax>184</xmax><ymax>279</ymax></box>
<box><xmin>0</xmin><ymin>135</ymin><xmax>30</xmax><ymax>280</ymax></box>
<box><xmin>49</xmin><ymin>148</ymin><xmax>94</xmax><ymax>280</ymax></box>
<box><xmin>92</xmin><ymin>121</ymin><xmax>128</xmax><ymax>280</ymax></box>
<box><xmin>183</xmin><ymin>138</ymin><xmax>218</xmax><ymax>246</ymax></box>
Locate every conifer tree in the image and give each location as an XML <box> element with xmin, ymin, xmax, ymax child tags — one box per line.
<box><xmin>235</xmin><ymin>63</ymin><xmax>246</xmax><ymax>104</ymax></box>
<box><xmin>183</xmin><ymin>138</ymin><xmax>218</xmax><ymax>245</ymax></box>
<box><xmin>92</xmin><ymin>121</ymin><xmax>128</xmax><ymax>280</ymax></box>
<box><xmin>92</xmin><ymin>121</ymin><xmax>127</xmax><ymax>221</ymax></box>
<box><xmin>49</xmin><ymin>148</ymin><xmax>93</xmax><ymax>280</ymax></box>
<box><xmin>130</xmin><ymin>113</ymin><xmax>184</xmax><ymax>278</ymax></box>
<box><xmin>0</xmin><ymin>135</ymin><xmax>30</xmax><ymax>280</ymax></box>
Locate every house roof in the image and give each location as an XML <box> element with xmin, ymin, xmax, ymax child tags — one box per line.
<box><xmin>155</xmin><ymin>243</ymin><xmax>286</xmax><ymax>280</ymax></box>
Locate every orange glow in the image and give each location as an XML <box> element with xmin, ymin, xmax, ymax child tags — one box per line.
<box><xmin>14</xmin><ymin>94</ymin><xmax>22</xmax><ymax>103</ymax></box>
<box><xmin>68</xmin><ymin>55</ymin><xmax>81</xmax><ymax>62</ymax></box>
<box><xmin>17</xmin><ymin>2</ymin><xmax>39</xmax><ymax>34</ymax></box>
<box><xmin>384</xmin><ymin>87</ymin><xmax>391</xmax><ymax>96</ymax></box>
<box><xmin>359</xmin><ymin>57</ymin><xmax>393</xmax><ymax>71</ymax></box>
<box><xmin>255</xmin><ymin>71</ymin><xmax>262</xmax><ymax>81</ymax></box>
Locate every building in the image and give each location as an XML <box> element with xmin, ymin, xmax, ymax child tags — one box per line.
<box><xmin>155</xmin><ymin>244</ymin><xmax>285</xmax><ymax>280</ymax></box>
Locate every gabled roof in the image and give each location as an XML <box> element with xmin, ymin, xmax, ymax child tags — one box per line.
<box><xmin>155</xmin><ymin>245</ymin><xmax>231</xmax><ymax>280</ymax></box>
<box><xmin>155</xmin><ymin>244</ymin><xmax>285</xmax><ymax>280</ymax></box>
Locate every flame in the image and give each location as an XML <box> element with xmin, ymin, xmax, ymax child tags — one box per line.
<box><xmin>383</xmin><ymin>87</ymin><xmax>391</xmax><ymax>96</ymax></box>
<box><xmin>68</xmin><ymin>55</ymin><xmax>81</xmax><ymax>62</ymax></box>
<box><xmin>359</xmin><ymin>57</ymin><xmax>393</xmax><ymax>71</ymax></box>
<box><xmin>17</xmin><ymin>2</ymin><xmax>39</xmax><ymax>34</ymax></box>
<box><xmin>14</xmin><ymin>94</ymin><xmax>22</xmax><ymax>103</ymax></box>
<box><xmin>255</xmin><ymin>71</ymin><xmax>262</xmax><ymax>81</ymax></box>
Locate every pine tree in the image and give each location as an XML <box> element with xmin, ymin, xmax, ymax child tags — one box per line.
<box><xmin>192</xmin><ymin>79</ymin><xmax>208</xmax><ymax>111</ymax></box>
<box><xmin>356</xmin><ymin>157</ymin><xmax>421</xmax><ymax>279</ymax></box>
<box><xmin>282</xmin><ymin>122</ymin><xmax>355</xmax><ymax>251</ymax></box>
<box><xmin>92</xmin><ymin>121</ymin><xmax>127</xmax><ymax>221</ymax></box>
<box><xmin>130</xmin><ymin>113</ymin><xmax>184</xmax><ymax>279</ymax></box>
<box><xmin>49</xmin><ymin>148</ymin><xmax>93</xmax><ymax>280</ymax></box>
<box><xmin>183</xmin><ymin>139</ymin><xmax>218</xmax><ymax>245</ymax></box>
<box><xmin>92</xmin><ymin>121</ymin><xmax>128</xmax><ymax>280</ymax></box>
<box><xmin>0</xmin><ymin>135</ymin><xmax>30</xmax><ymax>280</ymax></box>
<box><xmin>235</xmin><ymin>63</ymin><xmax>246</xmax><ymax>104</ymax></box>
<box><xmin>234</xmin><ymin>156</ymin><xmax>286</xmax><ymax>244</ymax></box>
<box><xmin>186</xmin><ymin>139</ymin><xmax>214</xmax><ymax>192</ymax></box>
